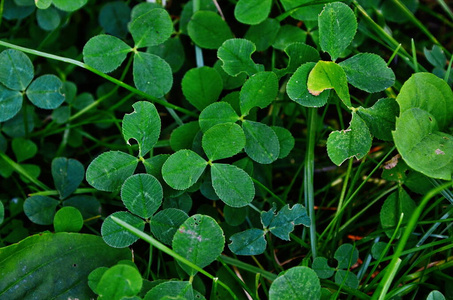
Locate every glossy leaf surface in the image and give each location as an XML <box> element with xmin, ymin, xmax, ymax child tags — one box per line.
<box><xmin>0</xmin><ymin>232</ymin><xmax>130</xmax><ymax>299</ymax></box>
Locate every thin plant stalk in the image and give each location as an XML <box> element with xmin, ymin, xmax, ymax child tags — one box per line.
<box><xmin>305</xmin><ymin>107</ymin><xmax>317</xmax><ymax>258</ymax></box>
<box><xmin>110</xmin><ymin>216</ymin><xmax>238</xmax><ymax>300</ymax></box>
<box><xmin>371</xmin><ymin>182</ymin><xmax>452</xmax><ymax>299</ymax></box>
<box><xmin>0</xmin><ymin>40</ymin><xmax>198</xmax><ymax>118</ymax></box>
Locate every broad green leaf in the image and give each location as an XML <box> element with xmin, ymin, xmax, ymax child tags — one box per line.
<box><xmin>217</xmin><ymin>39</ymin><xmax>261</xmax><ymax>77</ymax></box>
<box><xmin>130</xmin><ymin>2</ymin><xmax>162</xmax><ymax>21</ymax></box>
<box><xmin>36</xmin><ymin>6</ymin><xmax>60</xmax><ymax>31</ymax></box>
<box><xmin>279</xmin><ymin>0</ymin><xmax>324</xmax><ymax>21</ymax></box>
<box><xmin>424</xmin><ymin>45</ymin><xmax>446</xmax><ymax>68</ymax></box>
<box><xmin>269</xmin><ymin>266</ymin><xmax>321</xmax><ymax>300</ymax></box>
<box><xmin>262</xmin><ymin>204</ymin><xmax>310</xmax><ymax>240</ymax></box>
<box><xmin>99</xmin><ymin>1</ymin><xmax>131</xmax><ymax>38</ymax></box>
<box><xmin>335</xmin><ymin>269</ymin><xmax>359</xmax><ymax>289</ymax></box>
<box><xmin>199</xmin><ymin>102</ymin><xmax>239</xmax><ymax>132</ymax></box>
<box><xmin>214</xmin><ymin>60</ymin><xmax>248</xmax><ymax>90</ymax></box>
<box><xmin>53</xmin><ymin>206</ymin><xmax>84</xmax><ymax>233</ymax></box>
<box><xmin>371</xmin><ymin>242</ymin><xmax>387</xmax><ymax>260</ymax></box>
<box><xmin>133</xmin><ymin>52</ymin><xmax>173</xmax><ymax>98</ymax></box>
<box><xmin>52</xmin><ymin>0</ymin><xmax>87</xmax><ymax>11</ymax></box>
<box><xmin>23</xmin><ymin>195</ymin><xmax>59</xmax><ymax>225</ymax></box>
<box><xmin>427</xmin><ymin>291</ymin><xmax>446</xmax><ymax>300</ymax></box>
<box><xmin>244</xmin><ymin>18</ymin><xmax>280</xmax><ymax>51</ymax></box>
<box><xmin>162</xmin><ymin>150</ymin><xmax>207</xmax><ymax>190</ymax></box>
<box><xmin>129</xmin><ymin>8</ymin><xmax>173</xmax><ymax>48</ymax></box>
<box><xmin>2</xmin><ymin>105</ymin><xmax>35</xmax><ymax>138</ymax></box>
<box><xmin>52</xmin><ymin>157</ymin><xmax>85</xmax><ymax>199</ymax></box>
<box><xmin>63</xmin><ymin>195</ymin><xmax>101</xmax><ymax>220</ymax></box>
<box><xmin>307</xmin><ymin>61</ymin><xmax>351</xmax><ymax>107</ymax></box>
<box><xmin>172</xmin><ymin>214</ymin><xmax>225</xmax><ymax>276</ymax></box>
<box><xmin>242</xmin><ymin>120</ymin><xmax>280</xmax><ymax>164</ymax></box>
<box><xmin>35</xmin><ymin>0</ymin><xmax>51</xmax><ymax>9</ymax></box>
<box><xmin>179</xmin><ymin>0</ymin><xmax>217</xmax><ymax>34</ymax></box>
<box><xmin>97</xmin><ymin>264</ymin><xmax>143</xmax><ymax>299</ymax></box>
<box><xmin>334</xmin><ymin>243</ymin><xmax>359</xmax><ymax>269</ymax></box>
<box><xmin>318</xmin><ymin>2</ymin><xmax>357</xmax><ymax>61</ymax></box>
<box><xmin>380</xmin><ymin>189</ymin><xmax>416</xmax><ymax>238</ymax></box>
<box><xmin>0</xmin><ymin>49</ymin><xmax>34</xmax><ymax>91</ymax></box>
<box><xmin>312</xmin><ymin>257</ymin><xmax>335</xmax><ymax>279</ymax></box>
<box><xmin>393</xmin><ymin>73</ymin><xmax>453</xmax><ymax>180</ymax></box>
<box><xmin>145</xmin><ymin>281</ymin><xmax>194</xmax><ymax>300</ymax></box>
<box><xmin>211</xmin><ymin>163</ymin><xmax>254</xmax><ymax>207</ymax></box>
<box><xmin>86</xmin><ymin>151</ymin><xmax>139</xmax><ymax>192</ymax></box>
<box><xmin>271</xmin><ymin>126</ymin><xmax>295</xmax><ymax>159</ymax></box>
<box><xmin>121</xmin><ymin>174</ymin><xmax>163</xmax><ymax>219</ymax></box>
<box><xmin>228</xmin><ymin>229</ymin><xmax>266</xmax><ymax>255</ymax></box>
<box><xmin>222</xmin><ymin>91</ymin><xmax>241</xmax><ymax>115</ymax></box>
<box><xmin>83</xmin><ymin>35</ymin><xmax>132</xmax><ymax>73</ymax></box>
<box><xmin>0</xmin><ymin>84</ymin><xmax>22</xmax><ymax>122</ymax></box>
<box><xmin>147</xmin><ymin>37</ymin><xmax>185</xmax><ymax>73</ymax></box>
<box><xmin>188</xmin><ymin>10</ymin><xmax>234</xmax><ymax>49</ymax></box>
<box><xmin>327</xmin><ymin>113</ymin><xmax>372</xmax><ymax>166</ymax></box>
<box><xmin>170</xmin><ymin>121</ymin><xmax>200</xmax><ymax>151</ymax></box>
<box><xmin>287</xmin><ymin>62</ymin><xmax>330</xmax><ymax>107</ymax></box>
<box><xmin>357</xmin><ymin>98</ymin><xmax>399</xmax><ymax>141</ymax></box>
<box><xmin>339</xmin><ymin>53</ymin><xmax>395</xmax><ymax>93</ymax></box>
<box><xmin>224</xmin><ymin>206</ymin><xmax>247</xmax><ymax>226</ymax></box>
<box><xmin>181</xmin><ymin>66</ymin><xmax>223</xmax><ymax>111</ymax></box>
<box><xmin>122</xmin><ymin>101</ymin><xmax>160</xmax><ymax>157</ymax></box>
<box><xmin>240</xmin><ymin>71</ymin><xmax>278</xmax><ymax>115</ymax></box>
<box><xmin>278</xmin><ymin>42</ymin><xmax>320</xmax><ymax>76</ymax></box>
<box><xmin>12</xmin><ymin>138</ymin><xmax>37</xmax><ymax>162</ymax></box>
<box><xmin>0</xmin><ymin>232</ymin><xmax>131</xmax><ymax>299</ymax></box>
<box><xmin>101</xmin><ymin>211</ymin><xmax>145</xmax><ymax>248</ymax></box>
<box><xmin>202</xmin><ymin>123</ymin><xmax>245</xmax><ymax>161</ymax></box>
<box><xmin>3</xmin><ymin>0</ymin><xmax>35</xmax><ymax>20</ymax></box>
<box><xmin>26</xmin><ymin>75</ymin><xmax>65</xmax><ymax>109</ymax></box>
<box><xmin>272</xmin><ymin>24</ymin><xmax>307</xmax><ymax>50</ymax></box>
<box><xmin>150</xmin><ymin>208</ymin><xmax>188</xmax><ymax>245</ymax></box>
<box><xmin>234</xmin><ymin>0</ymin><xmax>272</xmax><ymax>25</ymax></box>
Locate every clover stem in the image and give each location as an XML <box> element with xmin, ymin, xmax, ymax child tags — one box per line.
<box><xmin>193</xmin><ymin>0</ymin><xmax>205</xmax><ymax>67</ymax></box>
<box><xmin>0</xmin><ymin>39</ymin><xmax>198</xmax><ymax>118</ymax></box>
<box><xmin>305</xmin><ymin>107</ymin><xmax>317</xmax><ymax>259</ymax></box>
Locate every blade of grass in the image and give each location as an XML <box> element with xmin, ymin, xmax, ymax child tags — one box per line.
<box><xmin>371</xmin><ymin>182</ymin><xmax>452</xmax><ymax>299</ymax></box>
<box><xmin>110</xmin><ymin>215</ymin><xmax>238</xmax><ymax>300</ymax></box>
<box><xmin>0</xmin><ymin>40</ymin><xmax>198</xmax><ymax>118</ymax></box>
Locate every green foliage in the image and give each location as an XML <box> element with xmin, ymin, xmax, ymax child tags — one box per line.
<box><xmin>318</xmin><ymin>2</ymin><xmax>357</xmax><ymax>61</ymax></box>
<box><xmin>172</xmin><ymin>214</ymin><xmax>225</xmax><ymax>276</ymax></box>
<box><xmin>269</xmin><ymin>266</ymin><xmax>321</xmax><ymax>300</ymax></box>
<box><xmin>393</xmin><ymin>73</ymin><xmax>453</xmax><ymax>180</ymax></box>
<box><xmin>54</xmin><ymin>206</ymin><xmax>84</xmax><ymax>232</ymax></box>
<box><xmin>327</xmin><ymin>113</ymin><xmax>372</xmax><ymax>166</ymax></box>
<box><xmin>0</xmin><ymin>233</ymin><xmax>131</xmax><ymax>299</ymax></box>
<box><xmin>0</xmin><ymin>1</ymin><xmax>451</xmax><ymax>299</ymax></box>
<box><xmin>188</xmin><ymin>11</ymin><xmax>234</xmax><ymax>49</ymax></box>
<box><xmin>122</xmin><ymin>101</ymin><xmax>161</xmax><ymax>157</ymax></box>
